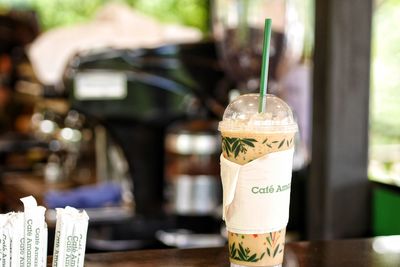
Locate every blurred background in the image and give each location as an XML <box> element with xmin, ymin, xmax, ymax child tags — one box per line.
<box><xmin>369</xmin><ymin>0</ymin><xmax>400</xmax><ymax>238</ymax></box>
<box><xmin>0</xmin><ymin>0</ymin><xmax>398</xmax><ymax>254</ymax></box>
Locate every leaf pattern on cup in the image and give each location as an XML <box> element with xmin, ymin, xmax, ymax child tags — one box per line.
<box><xmin>228</xmin><ymin>230</ymin><xmax>284</xmax><ymax>264</ymax></box>
<box><xmin>262</xmin><ymin>137</ymin><xmax>293</xmax><ymax>149</ymax></box>
<box><xmin>221</xmin><ymin>137</ymin><xmax>257</xmax><ymax>158</ymax></box>
<box><xmin>265</xmin><ymin>230</ymin><xmax>284</xmax><ymax>257</ymax></box>
<box><xmin>229</xmin><ymin>242</ymin><xmax>265</xmax><ymax>263</ymax></box>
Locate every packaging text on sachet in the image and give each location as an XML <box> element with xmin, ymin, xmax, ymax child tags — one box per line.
<box><xmin>21</xmin><ymin>196</ymin><xmax>48</xmax><ymax>267</ymax></box>
<box><xmin>52</xmin><ymin>207</ymin><xmax>89</xmax><ymax>267</ymax></box>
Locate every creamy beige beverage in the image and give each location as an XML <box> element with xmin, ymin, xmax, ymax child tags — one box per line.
<box><xmin>222</xmin><ymin>131</ymin><xmax>295</xmax><ymax>266</ymax></box>
<box><xmin>219</xmin><ymin>94</ymin><xmax>297</xmax><ymax>267</ymax></box>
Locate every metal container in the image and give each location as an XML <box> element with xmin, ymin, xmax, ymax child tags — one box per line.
<box><xmin>164</xmin><ymin>120</ymin><xmax>221</xmax><ymax>216</ymax></box>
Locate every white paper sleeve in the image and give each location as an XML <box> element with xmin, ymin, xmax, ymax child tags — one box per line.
<box><xmin>220</xmin><ymin>148</ymin><xmax>294</xmax><ymax>234</ymax></box>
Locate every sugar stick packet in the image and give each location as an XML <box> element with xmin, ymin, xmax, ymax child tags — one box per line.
<box><xmin>21</xmin><ymin>196</ymin><xmax>48</xmax><ymax>267</ymax></box>
<box><xmin>0</xmin><ymin>213</ymin><xmax>13</xmax><ymax>267</ymax></box>
<box><xmin>52</xmin><ymin>207</ymin><xmax>89</xmax><ymax>267</ymax></box>
<box><xmin>41</xmin><ymin>224</ymin><xmax>47</xmax><ymax>267</ymax></box>
<box><xmin>9</xmin><ymin>212</ymin><xmax>25</xmax><ymax>267</ymax></box>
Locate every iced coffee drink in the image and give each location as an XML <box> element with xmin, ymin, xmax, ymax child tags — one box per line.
<box><xmin>219</xmin><ymin>94</ymin><xmax>297</xmax><ymax>267</ymax></box>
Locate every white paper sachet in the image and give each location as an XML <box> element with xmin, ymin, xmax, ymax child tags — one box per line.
<box><xmin>220</xmin><ymin>148</ymin><xmax>295</xmax><ymax>234</ymax></box>
<box><xmin>0</xmin><ymin>214</ymin><xmax>6</xmax><ymax>265</ymax></box>
<box><xmin>1</xmin><ymin>213</ymin><xmax>13</xmax><ymax>267</ymax></box>
<box><xmin>52</xmin><ymin>207</ymin><xmax>89</xmax><ymax>267</ymax></box>
<box><xmin>0</xmin><ymin>213</ymin><xmax>12</xmax><ymax>266</ymax></box>
<box><xmin>73</xmin><ymin>210</ymin><xmax>89</xmax><ymax>267</ymax></box>
<box><xmin>41</xmin><ymin>224</ymin><xmax>48</xmax><ymax>267</ymax></box>
<box><xmin>52</xmin><ymin>208</ymin><xmax>72</xmax><ymax>267</ymax></box>
<box><xmin>10</xmin><ymin>212</ymin><xmax>25</xmax><ymax>267</ymax></box>
<box><xmin>51</xmin><ymin>210</ymin><xmax>61</xmax><ymax>267</ymax></box>
<box><xmin>20</xmin><ymin>196</ymin><xmax>47</xmax><ymax>267</ymax></box>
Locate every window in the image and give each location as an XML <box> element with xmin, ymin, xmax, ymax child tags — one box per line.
<box><xmin>369</xmin><ymin>0</ymin><xmax>400</xmax><ymax>185</ymax></box>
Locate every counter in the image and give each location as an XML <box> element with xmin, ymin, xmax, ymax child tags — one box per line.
<box><xmin>52</xmin><ymin>236</ymin><xmax>400</xmax><ymax>267</ymax></box>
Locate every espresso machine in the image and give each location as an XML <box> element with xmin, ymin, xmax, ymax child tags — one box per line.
<box><xmin>60</xmin><ymin>41</ymin><xmax>227</xmax><ymax>250</ymax></box>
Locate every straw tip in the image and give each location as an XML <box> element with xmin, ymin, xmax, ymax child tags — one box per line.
<box><xmin>264</xmin><ymin>18</ymin><xmax>272</xmax><ymax>33</ymax></box>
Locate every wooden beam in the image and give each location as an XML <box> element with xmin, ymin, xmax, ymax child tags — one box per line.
<box><xmin>308</xmin><ymin>0</ymin><xmax>373</xmax><ymax>239</ymax></box>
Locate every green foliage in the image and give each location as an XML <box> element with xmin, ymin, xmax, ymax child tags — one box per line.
<box><xmin>370</xmin><ymin>0</ymin><xmax>400</xmax><ymax>145</ymax></box>
<box><xmin>128</xmin><ymin>0</ymin><xmax>209</xmax><ymax>32</ymax></box>
<box><xmin>1</xmin><ymin>0</ymin><xmax>397</xmax><ymax>145</ymax></box>
<box><xmin>0</xmin><ymin>0</ymin><xmax>209</xmax><ymax>32</ymax></box>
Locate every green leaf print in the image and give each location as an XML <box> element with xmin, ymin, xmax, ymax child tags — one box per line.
<box><xmin>227</xmin><ymin>137</ymin><xmax>236</xmax><ymax>144</ymax></box>
<box><xmin>238</xmin><ymin>243</ymin><xmax>247</xmax><ymax>260</ymax></box>
<box><xmin>221</xmin><ymin>137</ymin><xmax>257</xmax><ymax>159</ymax></box>
<box><xmin>229</xmin><ymin>242</ymin><xmax>266</xmax><ymax>263</ymax></box>
<box><xmin>248</xmin><ymin>253</ymin><xmax>257</xmax><ymax>262</ymax></box>
<box><xmin>223</xmin><ymin>142</ymin><xmax>230</xmax><ymax>157</ymax></box>
<box><xmin>266</xmin><ymin>236</ymin><xmax>272</xmax><ymax>246</ymax></box>
<box><xmin>229</xmin><ymin>242</ymin><xmax>237</xmax><ymax>259</ymax></box>
<box><xmin>273</xmin><ymin>244</ymin><xmax>280</xmax><ymax>257</ymax></box>
<box><xmin>278</xmin><ymin>139</ymin><xmax>286</xmax><ymax>148</ymax></box>
<box><xmin>242</xmin><ymin>139</ymin><xmax>256</xmax><ymax>147</ymax></box>
<box><xmin>234</xmin><ymin>145</ymin><xmax>241</xmax><ymax>158</ymax></box>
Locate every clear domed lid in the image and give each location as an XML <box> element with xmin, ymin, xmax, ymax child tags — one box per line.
<box><xmin>218</xmin><ymin>94</ymin><xmax>298</xmax><ymax>133</ymax></box>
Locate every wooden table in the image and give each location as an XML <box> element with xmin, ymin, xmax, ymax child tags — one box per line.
<box><xmin>56</xmin><ymin>236</ymin><xmax>400</xmax><ymax>267</ymax></box>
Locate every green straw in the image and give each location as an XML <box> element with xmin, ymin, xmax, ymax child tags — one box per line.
<box><xmin>258</xmin><ymin>18</ymin><xmax>272</xmax><ymax>113</ymax></box>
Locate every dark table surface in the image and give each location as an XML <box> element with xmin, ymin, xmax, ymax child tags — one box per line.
<box><xmin>57</xmin><ymin>235</ymin><xmax>400</xmax><ymax>267</ymax></box>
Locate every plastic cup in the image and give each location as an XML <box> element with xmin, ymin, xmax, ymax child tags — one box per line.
<box><xmin>219</xmin><ymin>93</ymin><xmax>297</xmax><ymax>267</ymax></box>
